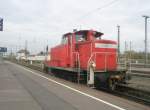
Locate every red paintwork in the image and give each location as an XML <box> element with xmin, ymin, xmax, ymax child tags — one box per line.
<box><xmin>45</xmin><ymin>30</ymin><xmax>117</xmax><ymax>71</ymax></box>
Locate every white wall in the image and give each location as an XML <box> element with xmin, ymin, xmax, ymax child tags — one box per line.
<box><xmin>27</xmin><ymin>55</ymin><xmax>46</xmax><ymax>61</ymax></box>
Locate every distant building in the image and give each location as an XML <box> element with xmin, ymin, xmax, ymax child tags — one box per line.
<box><xmin>16</xmin><ymin>49</ymin><xmax>29</xmax><ymax>60</ymax></box>
<box><xmin>27</xmin><ymin>54</ymin><xmax>46</xmax><ymax>62</ymax></box>
<box><xmin>37</xmin><ymin>51</ymin><xmax>46</xmax><ymax>56</ymax></box>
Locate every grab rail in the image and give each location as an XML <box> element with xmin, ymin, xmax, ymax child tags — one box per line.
<box><xmin>73</xmin><ymin>52</ymin><xmax>80</xmax><ymax>84</ymax></box>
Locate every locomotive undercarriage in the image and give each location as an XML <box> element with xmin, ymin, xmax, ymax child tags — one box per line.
<box><xmin>44</xmin><ymin>66</ymin><xmax>127</xmax><ymax>90</ymax></box>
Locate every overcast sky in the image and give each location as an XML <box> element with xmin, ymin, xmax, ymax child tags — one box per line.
<box><xmin>0</xmin><ymin>0</ymin><xmax>150</xmax><ymax>54</ymax></box>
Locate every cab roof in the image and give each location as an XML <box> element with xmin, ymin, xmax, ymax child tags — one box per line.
<box><xmin>63</xmin><ymin>30</ymin><xmax>104</xmax><ymax>38</ymax></box>
<box><xmin>63</xmin><ymin>32</ymin><xmax>72</xmax><ymax>38</ymax></box>
<box><xmin>74</xmin><ymin>30</ymin><xmax>104</xmax><ymax>38</ymax></box>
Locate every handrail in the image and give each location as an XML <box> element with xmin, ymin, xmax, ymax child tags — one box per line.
<box><xmin>73</xmin><ymin>52</ymin><xmax>80</xmax><ymax>84</ymax></box>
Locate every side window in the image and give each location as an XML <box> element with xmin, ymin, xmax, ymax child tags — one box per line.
<box><xmin>61</xmin><ymin>37</ymin><xmax>68</xmax><ymax>45</ymax></box>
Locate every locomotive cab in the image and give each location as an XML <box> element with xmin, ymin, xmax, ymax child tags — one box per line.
<box><xmin>73</xmin><ymin>30</ymin><xmax>117</xmax><ymax>71</ymax></box>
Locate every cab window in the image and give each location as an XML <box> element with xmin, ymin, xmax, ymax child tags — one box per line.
<box><xmin>61</xmin><ymin>37</ymin><xmax>68</xmax><ymax>45</ymax></box>
<box><xmin>75</xmin><ymin>34</ymin><xmax>87</xmax><ymax>42</ymax></box>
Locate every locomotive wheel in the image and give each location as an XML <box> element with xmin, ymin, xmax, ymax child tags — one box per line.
<box><xmin>109</xmin><ymin>79</ymin><xmax>117</xmax><ymax>91</ymax></box>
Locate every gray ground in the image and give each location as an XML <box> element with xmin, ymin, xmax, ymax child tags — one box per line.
<box><xmin>0</xmin><ymin>58</ymin><xmax>149</xmax><ymax>110</ymax></box>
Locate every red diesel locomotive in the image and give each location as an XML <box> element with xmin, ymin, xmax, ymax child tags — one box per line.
<box><xmin>44</xmin><ymin>30</ymin><xmax>126</xmax><ymax>90</ymax></box>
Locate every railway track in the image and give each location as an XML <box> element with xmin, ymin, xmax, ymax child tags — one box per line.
<box><xmin>95</xmin><ymin>83</ymin><xmax>150</xmax><ymax>106</ymax></box>
<box><xmin>115</xmin><ymin>84</ymin><xmax>150</xmax><ymax>105</ymax></box>
<box><xmin>9</xmin><ymin>60</ymin><xmax>150</xmax><ymax>106</ymax></box>
<box><xmin>131</xmin><ymin>70</ymin><xmax>150</xmax><ymax>74</ymax></box>
<box><xmin>129</xmin><ymin>72</ymin><xmax>150</xmax><ymax>78</ymax></box>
